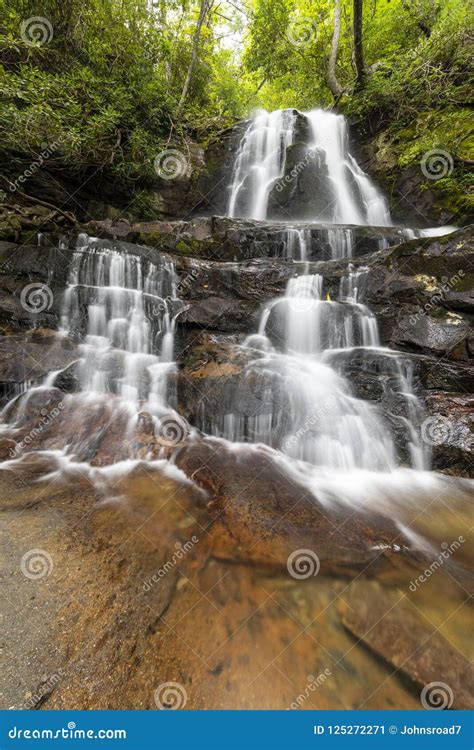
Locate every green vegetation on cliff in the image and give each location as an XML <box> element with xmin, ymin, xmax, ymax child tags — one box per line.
<box><xmin>0</xmin><ymin>0</ymin><xmax>472</xmax><ymax>224</ymax></box>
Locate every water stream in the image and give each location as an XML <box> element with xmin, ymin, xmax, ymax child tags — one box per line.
<box><xmin>0</xmin><ymin>108</ymin><xmax>469</xmax><ymax>544</ymax></box>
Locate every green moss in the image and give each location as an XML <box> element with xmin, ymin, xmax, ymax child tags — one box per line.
<box><xmin>395</xmin><ymin>109</ymin><xmax>473</xmax><ymax>167</ymax></box>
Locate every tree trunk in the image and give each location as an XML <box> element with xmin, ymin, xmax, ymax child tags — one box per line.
<box><xmin>176</xmin><ymin>0</ymin><xmax>212</xmax><ymax>116</ymax></box>
<box><xmin>353</xmin><ymin>0</ymin><xmax>365</xmax><ymax>91</ymax></box>
<box><xmin>326</xmin><ymin>0</ymin><xmax>343</xmax><ymax>98</ymax></box>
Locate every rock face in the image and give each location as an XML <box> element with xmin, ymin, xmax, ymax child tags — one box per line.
<box><xmin>267</xmin><ymin>144</ymin><xmax>337</xmax><ymax>220</ymax></box>
<box><xmin>0</xmin><ymin>218</ymin><xmax>472</xmax><ymax>713</ymax></box>
<box><xmin>339</xmin><ymin>581</ymin><xmax>474</xmax><ymax>709</ymax></box>
<box><xmin>86</xmin><ymin>215</ymin><xmax>419</xmax><ymax>262</ymax></box>
<box><xmin>0</xmin><ymin>225</ymin><xmax>472</xmax><ymax>471</ymax></box>
<box><xmin>2</xmin><ymin>464</ymin><xmax>470</xmax><ymax>710</ymax></box>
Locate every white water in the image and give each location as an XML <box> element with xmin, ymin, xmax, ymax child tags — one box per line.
<box><xmin>60</xmin><ymin>235</ymin><xmax>181</xmax><ymax>414</ymax></box>
<box><xmin>0</xmin><ymin>109</ymin><xmax>467</xmax><ymax>535</ymax></box>
<box><xmin>1</xmin><ymin>235</ymin><xmax>187</xmax><ymax>468</ymax></box>
<box><xmin>208</xmin><ymin>245</ymin><xmax>427</xmax><ymax>471</ymax></box>
<box><xmin>220</xmin><ymin>109</ymin><xmax>452</xmax><ymax>474</ymax></box>
<box><xmin>228</xmin><ymin>109</ymin><xmax>296</xmax><ymax>220</ymax></box>
<box><xmin>227</xmin><ymin>108</ymin><xmax>391</xmax><ymax>225</ymax></box>
<box><xmin>305</xmin><ymin>109</ymin><xmax>391</xmax><ymax>226</ymax></box>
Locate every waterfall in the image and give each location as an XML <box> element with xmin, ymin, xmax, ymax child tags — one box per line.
<box><xmin>305</xmin><ymin>109</ymin><xmax>391</xmax><ymax>226</ymax></box>
<box><xmin>227</xmin><ymin>109</ymin><xmax>296</xmax><ymax>220</ymax></box>
<box><xmin>227</xmin><ymin>108</ymin><xmax>392</xmax><ymax>226</ymax></box>
<box><xmin>60</xmin><ymin>235</ymin><xmax>181</xmax><ymax>412</ymax></box>
<box><xmin>0</xmin><ymin>235</ymin><xmax>186</xmax><ymax>468</ymax></box>
<box><xmin>224</xmin><ymin>256</ymin><xmax>427</xmax><ymax>471</ymax></box>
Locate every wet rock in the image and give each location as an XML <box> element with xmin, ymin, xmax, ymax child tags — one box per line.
<box><xmin>0</xmin><ymin>333</ymin><xmax>79</xmax><ymax>403</ymax></box>
<box><xmin>268</xmin><ymin>144</ymin><xmax>338</xmax><ymax>221</ymax></box>
<box><xmin>0</xmin><ymin>438</ymin><xmax>17</xmax><ymax>460</ymax></box>
<box><xmin>51</xmin><ymin>361</ymin><xmax>81</xmax><ymax>393</ymax></box>
<box><xmin>392</xmin><ymin>314</ymin><xmax>470</xmax><ymax>359</ymax></box>
<box><xmin>188</xmin><ymin>123</ymin><xmax>248</xmax><ymax>216</ymax></box>
<box><xmin>181</xmin><ymin>297</ymin><xmax>259</xmax><ymax>333</ymax></box>
<box><xmin>174</xmin><ymin>437</ymin><xmax>422</xmax><ymax>577</ymax></box>
<box><xmin>339</xmin><ymin>581</ymin><xmax>473</xmax><ymax>709</ymax></box>
<box><xmin>0</xmin><ymin>242</ymin><xmax>70</xmax><ymax>330</ymax></box>
<box><xmin>424</xmin><ymin>393</ymin><xmax>473</xmax><ymax>475</ymax></box>
<box><xmin>82</xmin><ymin>217</ymin><xmax>418</xmax><ymax>262</ymax></box>
<box><xmin>176</xmin><ymin>336</ymin><xmax>292</xmax><ymax>443</ymax></box>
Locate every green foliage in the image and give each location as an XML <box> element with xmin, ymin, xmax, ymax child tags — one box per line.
<box><xmin>0</xmin><ymin>0</ymin><xmax>472</xmax><ymax>221</ymax></box>
<box><xmin>0</xmin><ymin>0</ymin><xmax>249</xmax><ymax>191</ymax></box>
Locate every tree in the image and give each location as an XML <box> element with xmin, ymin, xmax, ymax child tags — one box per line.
<box><xmin>353</xmin><ymin>0</ymin><xmax>365</xmax><ymax>90</ymax></box>
<box><xmin>177</xmin><ymin>0</ymin><xmax>213</xmax><ymax>116</ymax></box>
<box><xmin>327</xmin><ymin>0</ymin><xmax>343</xmax><ymax>98</ymax></box>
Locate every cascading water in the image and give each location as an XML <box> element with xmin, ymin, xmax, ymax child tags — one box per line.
<box><xmin>204</xmin><ymin>255</ymin><xmax>427</xmax><ymax>472</ymax></box>
<box><xmin>60</xmin><ymin>235</ymin><xmax>181</xmax><ymax>413</ymax></box>
<box><xmin>228</xmin><ymin>109</ymin><xmax>296</xmax><ymax>220</ymax></box>
<box><xmin>305</xmin><ymin>110</ymin><xmax>391</xmax><ymax>226</ymax></box>
<box><xmin>1</xmin><ymin>235</ymin><xmax>186</xmax><ymax>468</ymax></box>
<box><xmin>217</xmin><ymin>111</ymin><xmax>433</xmax><ymax>476</ymax></box>
<box><xmin>227</xmin><ymin>108</ymin><xmax>392</xmax><ymax>226</ymax></box>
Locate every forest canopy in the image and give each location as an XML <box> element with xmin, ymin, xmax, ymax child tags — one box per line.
<box><xmin>0</xmin><ymin>0</ymin><xmax>472</xmax><ymax>217</ymax></box>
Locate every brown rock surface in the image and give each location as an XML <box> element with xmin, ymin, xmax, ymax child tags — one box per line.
<box><xmin>339</xmin><ymin>581</ymin><xmax>473</xmax><ymax>709</ymax></box>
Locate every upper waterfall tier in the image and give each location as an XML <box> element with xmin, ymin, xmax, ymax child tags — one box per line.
<box><xmin>227</xmin><ymin>108</ymin><xmax>392</xmax><ymax>226</ymax></box>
